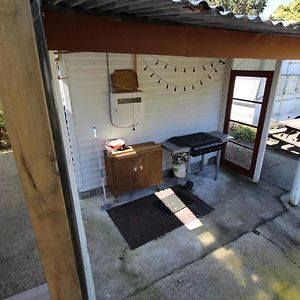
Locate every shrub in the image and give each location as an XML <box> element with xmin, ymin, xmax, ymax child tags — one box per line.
<box><xmin>0</xmin><ymin>109</ymin><xmax>11</xmax><ymax>151</ymax></box>
<box><xmin>230</xmin><ymin>123</ymin><xmax>256</xmax><ymax>143</ymax></box>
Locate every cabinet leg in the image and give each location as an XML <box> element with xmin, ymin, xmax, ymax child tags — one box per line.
<box><xmin>155</xmin><ymin>185</ymin><xmax>162</xmax><ymax>192</ymax></box>
<box><xmin>215</xmin><ymin>150</ymin><xmax>221</xmax><ymax>180</ymax></box>
<box><xmin>186</xmin><ymin>152</ymin><xmax>192</xmax><ymax>179</ymax></box>
<box><xmin>200</xmin><ymin>154</ymin><xmax>205</xmax><ymax>170</ymax></box>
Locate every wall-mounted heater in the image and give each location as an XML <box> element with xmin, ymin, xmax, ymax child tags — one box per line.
<box><xmin>110</xmin><ymin>92</ymin><xmax>144</xmax><ymax>127</ymax></box>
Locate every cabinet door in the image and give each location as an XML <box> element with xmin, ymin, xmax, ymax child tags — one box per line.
<box><xmin>137</xmin><ymin>148</ymin><xmax>162</xmax><ymax>189</ymax></box>
<box><xmin>112</xmin><ymin>156</ymin><xmax>138</xmax><ymax>196</ymax></box>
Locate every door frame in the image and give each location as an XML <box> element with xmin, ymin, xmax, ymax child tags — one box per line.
<box><xmin>221</xmin><ymin>70</ymin><xmax>274</xmax><ymax>178</ymax></box>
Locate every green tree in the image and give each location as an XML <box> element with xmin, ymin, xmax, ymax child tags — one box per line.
<box><xmin>0</xmin><ymin>108</ymin><xmax>10</xmax><ymax>151</ymax></box>
<box><xmin>209</xmin><ymin>0</ymin><xmax>267</xmax><ymax>15</ymax></box>
<box><xmin>270</xmin><ymin>0</ymin><xmax>300</xmax><ymax>21</ymax></box>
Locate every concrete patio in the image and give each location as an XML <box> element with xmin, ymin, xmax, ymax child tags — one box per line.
<box><xmin>1</xmin><ymin>145</ymin><xmax>300</xmax><ymax>299</ymax></box>
<box><xmin>81</xmin><ymin>146</ymin><xmax>300</xmax><ymax>299</ymax></box>
<box><xmin>0</xmin><ymin>152</ymin><xmax>44</xmax><ymax>299</ymax></box>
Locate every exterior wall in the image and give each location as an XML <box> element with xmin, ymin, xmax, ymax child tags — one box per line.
<box><xmin>272</xmin><ymin>60</ymin><xmax>300</xmax><ymax>122</ymax></box>
<box><xmin>61</xmin><ymin>53</ymin><xmax>227</xmax><ymax>192</ymax></box>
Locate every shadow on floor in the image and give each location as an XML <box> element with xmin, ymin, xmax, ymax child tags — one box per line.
<box><xmin>261</xmin><ymin>139</ymin><xmax>299</xmax><ymax>191</ymax></box>
<box><xmin>81</xmin><ymin>149</ymin><xmax>293</xmax><ymax>299</ymax></box>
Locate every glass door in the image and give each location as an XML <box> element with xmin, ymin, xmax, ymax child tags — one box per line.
<box><xmin>222</xmin><ymin>70</ymin><xmax>274</xmax><ymax>178</ymax></box>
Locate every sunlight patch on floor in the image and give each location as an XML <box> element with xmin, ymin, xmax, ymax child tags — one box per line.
<box><xmin>212</xmin><ymin>247</ymin><xmax>247</xmax><ymax>287</ymax></box>
<box><xmin>155</xmin><ymin>188</ymin><xmax>203</xmax><ymax>230</ymax></box>
<box><xmin>197</xmin><ymin>231</ymin><xmax>216</xmax><ymax>246</ymax></box>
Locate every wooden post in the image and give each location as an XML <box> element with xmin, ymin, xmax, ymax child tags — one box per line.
<box><xmin>0</xmin><ymin>2</ymin><xmax>83</xmax><ymax>299</ymax></box>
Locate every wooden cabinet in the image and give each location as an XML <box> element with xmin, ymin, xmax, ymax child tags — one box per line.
<box><xmin>104</xmin><ymin>142</ymin><xmax>162</xmax><ymax>197</ymax></box>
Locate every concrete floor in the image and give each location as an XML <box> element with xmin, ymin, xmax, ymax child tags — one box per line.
<box><xmin>1</xmin><ymin>145</ymin><xmax>300</xmax><ymax>300</ymax></box>
<box><xmin>81</xmin><ymin>146</ymin><xmax>300</xmax><ymax>300</ymax></box>
<box><xmin>261</xmin><ymin>141</ymin><xmax>299</xmax><ymax>191</ymax></box>
<box><xmin>0</xmin><ymin>152</ymin><xmax>44</xmax><ymax>299</ymax></box>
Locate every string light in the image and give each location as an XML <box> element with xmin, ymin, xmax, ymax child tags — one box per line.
<box><xmin>141</xmin><ymin>55</ymin><xmax>226</xmax><ymax>93</ymax></box>
<box><xmin>150</xmin><ymin>55</ymin><xmax>219</xmax><ymax>72</ymax></box>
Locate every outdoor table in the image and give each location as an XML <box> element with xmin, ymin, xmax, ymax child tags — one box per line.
<box><xmin>280</xmin><ymin>119</ymin><xmax>300</xmax><ymax>131</ymax></box>
<box><xmin>275</xmin><ymin>119</ymin><xmax>300</xmax><ymax>148</ymax></box>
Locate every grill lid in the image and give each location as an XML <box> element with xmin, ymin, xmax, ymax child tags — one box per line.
<box><xmin>167</xmin><ymin>132</ymin><xmax>220</xmax><ymax>148</ymax></box>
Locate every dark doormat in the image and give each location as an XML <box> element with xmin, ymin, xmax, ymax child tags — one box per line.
<box><xmin>107</xmin><ymin>185</ymin><xmax>214</xmax><ymax>249</ymax></box>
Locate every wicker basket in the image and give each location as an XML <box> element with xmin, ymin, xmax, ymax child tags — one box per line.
<box><xmin>111</xmin><ymin>69</ymin><xmax>138</xmax><ymax>92</ymax></box>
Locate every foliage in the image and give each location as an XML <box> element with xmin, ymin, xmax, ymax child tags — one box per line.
<box><xmin>270</xmin><ymin>0</ymin><xmax>300</xmax><ymax>21</ymax></box>
<box><xmin>230</xmin><ymin>123</ymin><xmax>256</xmax><ymax>143</ymax></box>
<box><xmin>171</xmin><ymin>152</ymin><xmax>188</xmax><ymax>164</ymax></box>
<box><xmin>269</xmin><ymin>120</ymin><xmax>286</xmax><ymax>130</ymax></box>
<box><xmin>0</xmin><ymin>109</ymin><xmax>11</xmax><ymax>151</ymax></box>
<box><xmin>0</xmin><ymin>108</ymin><xmax>5</xmax><ymax>128</ymax></box>
<box><xmin>209</xmin><ymin>0</ymin><xmax>267</xmax><ymax>15</ymax></box>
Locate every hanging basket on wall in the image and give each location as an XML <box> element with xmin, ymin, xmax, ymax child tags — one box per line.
<box><xmin>111</xmin><ymin>69</ymin><xmax>139</xmax><ymax>92</ymax></box>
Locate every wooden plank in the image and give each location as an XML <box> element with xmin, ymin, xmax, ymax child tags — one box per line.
<box><xmin>280</xmin><ymin>119</ymin><xmax>300</xmax><ymax>131</ymax></box>
<box><xmin>272</xmin><ymin>133</ymin><xmax>300</xmax><ymax>148</ymax></box>
<box><xmin>0</xmin><ymin>2</ymin><xmax>83</xmax><ymax>300</ymax></box>
<box><xmin>43</xmin><ymin>9</ymin><xmax>300</xmax><ymax>60</ymax></box>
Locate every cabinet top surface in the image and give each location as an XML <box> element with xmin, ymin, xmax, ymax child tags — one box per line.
<box><xmin>105</xmin><ymin>142</ymin><xmax>161</xmax><ymax>159</ymax></box>
<box><xmin>132</xmin><ymin>142</ymin><xmax>161</xmax><ymax>152</ymax></box>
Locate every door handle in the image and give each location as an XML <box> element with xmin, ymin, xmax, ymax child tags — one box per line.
<box><xmin>133</xmin><ymin>167</ymin><xmax>138</xmax><ymax>172</ymax></box>
<box><xmin>139</xmin><ymin>165</ymin><xmax>143</xmax><ymax>170</ymax></box>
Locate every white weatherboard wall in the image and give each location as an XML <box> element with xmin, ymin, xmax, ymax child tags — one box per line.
<box><xmin>61</xmin><ymin>53</ymin><xmax>227</xmax><ymax>193</ymax></box>
<box><xmin>272</xmin><ymin>60</ymin><xmax>300</xmax><ymax>121</ymax></box>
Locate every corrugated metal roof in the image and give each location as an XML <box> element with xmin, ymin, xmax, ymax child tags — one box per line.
<box><xmin>43</xmin><ymin>0</ymin><xmax>300</xmax><ymax>36</ymax></box>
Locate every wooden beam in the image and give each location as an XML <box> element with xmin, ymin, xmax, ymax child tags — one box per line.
<box><xmin>0</xmin><ymin>2</ymin><xmax>83</xmax><ymax>300</ymax></box>
<box><xmin>43</xmin><ymin>9</ymin><xmax>300</xmax><ymax>60</ymax></box>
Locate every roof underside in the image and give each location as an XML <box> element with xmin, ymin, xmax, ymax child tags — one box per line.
<box><xmin>44</xmin><ymin>0</ymin><xmax>300</xmax><ymax>36</ymax></box>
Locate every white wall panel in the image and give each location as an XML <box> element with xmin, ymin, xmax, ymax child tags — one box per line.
<box><xmin>63</xmin><ymin>52</ymin><xmax>226</xmax><ymax>192</ymax></box>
